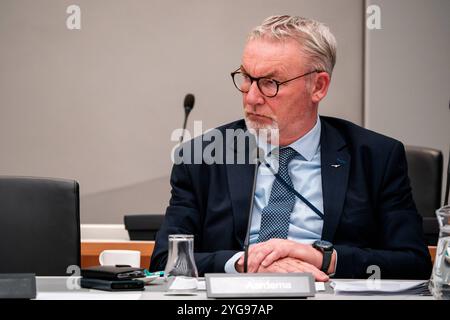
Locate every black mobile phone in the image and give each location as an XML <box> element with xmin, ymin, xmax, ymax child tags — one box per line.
<box><xmin>80</xmin><ymin>278</ymin><xmax>145</xmax><ymax>292</ymax></box>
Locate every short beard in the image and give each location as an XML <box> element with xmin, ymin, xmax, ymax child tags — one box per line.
<box><xmin>244</xmin><ymin>116</ymin><xmax>280</xmax><ymax>146</ymax></box>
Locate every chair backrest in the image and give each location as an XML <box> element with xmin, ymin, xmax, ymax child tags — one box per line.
<box><xmin>0</xmin><ymin>176</ymin><xmax>80</xmax><ymax>276</ymax></box>
<box><xmin>405</xmin><ymin>146</ymin><xmax>443</xmax><ymax>245</ymax></box>
<box><xmin>124</xmin><ymin>214</ymin><xmax>165</xmax><ymax>240</ymax></box>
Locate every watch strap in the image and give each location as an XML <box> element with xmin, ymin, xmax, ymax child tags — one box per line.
<box><xmin>321</xmin><ymin>249</ymin><xmax>332</xmax><ymax>273</ymax></box>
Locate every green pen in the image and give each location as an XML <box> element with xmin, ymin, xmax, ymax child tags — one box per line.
<box><xmin>144</xmin><ymin>270</ymin><xmax>164</xmax><ymax>277</ymax></box>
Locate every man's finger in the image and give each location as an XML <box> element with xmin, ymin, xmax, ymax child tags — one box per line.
<box><xmin>261</xmin><ymin>250</ymin><xmax>283</xmax><ymax>267</ymax></box>
<box><xmin>295</xmin><ymin>261</ymin><xmax>329</xmax><ymax>282</ymax></box>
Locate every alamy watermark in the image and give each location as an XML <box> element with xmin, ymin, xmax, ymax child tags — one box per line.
<box><xmin>66</xmin><ymin>5</ymin><xmax>81</xmax><ymax>30</ymax></box>
<box><xmin>170</xmin><ymin>121</ymin><xmax>280</xmax><ymax>166</ymax></box>
<box><xmin>366</xmin><ymin>265</ymin><xmax>381</xmax><ymax>290</ymax></box>
<box><xmin>66</xmin><ymin>265</ymin><xmax>81</xmax><ymax>290</ymax></box>
<box><xmin>366</xmin><ymin>4</ymin><xmax>382</xmax><ymax>30</ymax></box>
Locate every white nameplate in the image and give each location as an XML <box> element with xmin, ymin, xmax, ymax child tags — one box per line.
<box><xmin>205</xmin><ymin>273</ymin><xmax>315</xmax><ymax>298</ymax></box>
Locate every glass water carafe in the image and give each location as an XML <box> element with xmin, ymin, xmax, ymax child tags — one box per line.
<box><xmin>429</xmin><ymin>205</ymin><xmax>450</xmax><ymax>299</ymax></box>
<box><xmin>164</xmin><ymin>234</ymin><xmax>198</xmax><ymax>280</ymax></box>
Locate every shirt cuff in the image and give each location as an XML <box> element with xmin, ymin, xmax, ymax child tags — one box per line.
<box><xmin>224</xmin><ymin>251</ymin><xmax>244</xmax><ymax>273</ymax></box>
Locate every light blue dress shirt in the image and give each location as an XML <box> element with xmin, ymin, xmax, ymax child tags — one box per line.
<box><xmin>225</xmin><ymin>118</ymin><xmax>324</xmax><ymax>273</ymax></box>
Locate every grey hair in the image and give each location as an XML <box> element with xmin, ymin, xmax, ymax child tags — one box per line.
<box><xmin>248</xmin><ymin>15</ymin><xmax>337</xmax><ymax>76</ymax></box>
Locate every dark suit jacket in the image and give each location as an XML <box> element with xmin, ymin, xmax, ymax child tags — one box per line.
<box><xmin>150</xmin><ymin>116</ymin><xmax>432</xmax><ymax>279</ymax></box>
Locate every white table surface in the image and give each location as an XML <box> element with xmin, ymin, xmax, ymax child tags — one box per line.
<box><xmin>34</xmin><ymin>277</ymin><xmax>434</xmax><ymax>300</ymax></box>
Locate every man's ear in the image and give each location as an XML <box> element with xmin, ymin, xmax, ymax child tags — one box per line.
<box><xmin>311</xmin><ymin>72</ymin><xmax>331</xmax><ymax>103</ymax></box>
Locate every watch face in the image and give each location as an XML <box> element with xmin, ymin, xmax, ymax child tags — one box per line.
<box><xmin>314</xmin><ymin>240</ymin><xmax>333</xmax><ymax>250</ymax></box>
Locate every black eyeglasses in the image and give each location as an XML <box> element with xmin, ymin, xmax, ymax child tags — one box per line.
<box><xmin>230</xmin><ymin>68</ymin><xmax>321</xmax><ymax>98</ymax></box>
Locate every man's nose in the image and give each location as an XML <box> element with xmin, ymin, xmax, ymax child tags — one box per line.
<box><xmin>245</xmin><ymin>81</ymin><xmax>265</xmax><ymax>106</ymax></box>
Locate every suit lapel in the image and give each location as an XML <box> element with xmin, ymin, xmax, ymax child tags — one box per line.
<box><xmin>320</xmin><ymin>118</ymin><xmax>351</xmax><ymax>241</ymax></box>
<box><xmin>226</xmin><ymin>162</ymin><xmax>255</xmax><ymax>248</ymax></box>
<box><xmin>225</xmin><ymin>125</ymin><xmax>257</xmax><ymax>248</ymax></box>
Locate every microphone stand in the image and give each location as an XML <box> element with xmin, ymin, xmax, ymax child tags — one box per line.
<box><xmin>243</xmin><ymin>147</ymin><xmax>262</xmax><ymax>273</ymax></box>
<box><xmin>180</xmin><ymin>115</ymin><xmax>189</xmax><ymax>144</ymax></box>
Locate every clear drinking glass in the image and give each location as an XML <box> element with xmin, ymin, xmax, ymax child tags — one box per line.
<box><xmin>429</xmin><ymin>205</ymin><xmax>450</xmax><ymax>299</ymax></box>
<box><xmin>164</xmin><ymin>234</ymin><xmax>198</xmax><ymax>292</ymax></box>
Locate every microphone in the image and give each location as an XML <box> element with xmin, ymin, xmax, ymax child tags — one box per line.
<box><xmin>180</xmin><ymin>93</ymin><xmax>195</xmax><ymax>143</ymax></box>
<box><xmin>243</xmin><ymin>147</ymin><xmax>264</xmax><ymax>273</ymax></box>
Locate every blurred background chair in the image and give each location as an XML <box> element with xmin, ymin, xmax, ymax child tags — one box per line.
<box><xmin>124</xmin><ymin>214</ymin><xmax>165</xmax><ymax>240</ymax></box>
<box><xmin>0</xmin><ymin>176</ymin><xmax>80</xmax><ymax>275</ymax></box>
<box><xmin>405</xmin><ymin>146</ymin><xmax>443</xmax><ymax>245</ymax></box>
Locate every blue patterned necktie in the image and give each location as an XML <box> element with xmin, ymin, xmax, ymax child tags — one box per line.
<box><xmin>257</xmin><ymin>147</ymin><xmax>298</xmax><ymax>242</ymax></box>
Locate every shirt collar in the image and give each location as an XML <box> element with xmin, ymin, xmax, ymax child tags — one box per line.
<box><xmin>256</xmin><ymin>116</ymin><xmax>321</xmax><ymax>162</ymax></box>
<box><xmin>287</xmin><ymin>116</ymin><xmax>321</xmax><ymax>161</ymax></box>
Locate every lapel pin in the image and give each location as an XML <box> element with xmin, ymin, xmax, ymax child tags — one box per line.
<box><xmin>331</xmin><ymin>158</ymin><xmax>346</xmax><ymax>168</ymax></box>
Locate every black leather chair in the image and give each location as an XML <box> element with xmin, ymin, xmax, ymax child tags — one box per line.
<box><xmin>124</xmin><ymin>214</ymin><xmax>165</xmax><ymax>240</ymax></box>
<box><xmin>0</xmin><ymin>176</ymin><xmax>80</xmax><ymax>275</ymax></box>
<box><xmin>405</xmin><ymin>146</ymin><xmax>443</xmax><ymax>245</ymax></box>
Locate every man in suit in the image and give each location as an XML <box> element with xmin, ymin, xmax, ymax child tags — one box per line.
<box><xmin>150</xmin><ymin>15</ymin><xmax>432</xmax><ymax>280</ymax></box>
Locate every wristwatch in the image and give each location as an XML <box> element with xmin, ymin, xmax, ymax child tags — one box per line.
<box><xmin>312</xmin><ymin>240</ymin><xmax>334</xmax><ymax>273</ymax></box>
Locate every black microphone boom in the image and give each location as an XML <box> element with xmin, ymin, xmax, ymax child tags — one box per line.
<box><xmin>180</xmin><ymin>93</ymin><xmax>195</xmax><ymax>143</ymax></box>
<box><xmin>445</xmin><ymin>146</ymin><xmax>449</xmax><ymax>205</ymax></box>
<box><xmin>243</xmin><ymin>147</ymin><xmax>263</xmax><ymax>273</ymax></box>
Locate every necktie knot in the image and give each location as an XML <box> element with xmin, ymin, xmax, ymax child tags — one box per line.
<box><xmin>278</xmin><ymin>147</ymin><xmax>298</xmax><ymax>169</ymax></box>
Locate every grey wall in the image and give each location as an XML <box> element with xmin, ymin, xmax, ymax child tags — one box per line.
<box><xmin>365</xmin><ymin>0</ymin><xmax>450</xmax><ymax>202</ymax></box>
<box><xmin>0</xmin><ymin>0</ymin><xmax>364</xmax><ymax>223</ymax></box>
